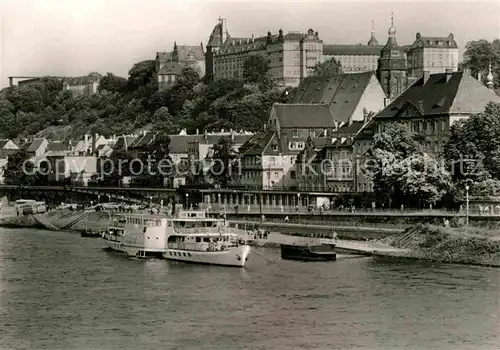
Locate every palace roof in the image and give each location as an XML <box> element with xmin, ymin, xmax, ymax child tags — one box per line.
<box><xmin>323</xmin><ymin>44</ymin><xmax>383</xmax><ymax>56</ymax></box>
<box><xmin>158</xmin><ymin>61</ymin><xmax>185</xmax><ymax>76</ymax></box>
<box><xmin>410</xmin><ymin>33</ymin><xmax>458</xmax><ymax>49</ymax></box>
<box><xmin>157</xmin><ymin>45</ymin><xmax>205</xmax><ymax>63</ymax></box>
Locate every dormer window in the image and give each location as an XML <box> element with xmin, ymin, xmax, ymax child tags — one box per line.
<box><xmin>292</xmin><ymin>130</ymin><xmax>299</xmax><ymax>138</ymax></box>
<box><xmin>271</xmin><ymin>144</ymin><xmax>278</xmax><ymax>151</ymax></box>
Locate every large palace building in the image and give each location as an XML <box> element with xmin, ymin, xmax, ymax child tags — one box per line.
<box><xmin>205</xmin><ymin>17</ymin><xmax>459</xmax><ymax>89</ymax></box>
<box><xmin>205</xmin><ymin>18</ymin><xmax>323</xmax><ymax>87</ymax></box>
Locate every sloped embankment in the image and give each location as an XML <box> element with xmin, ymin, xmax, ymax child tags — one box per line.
<box><xmin>385</xmin><ymin>224</ymin><xmax>500</xmax><ymax>267</ymax></box>
<box><xmin>1</xmin><ymin>210</ymin><xmax>110</xmax><ymax>232</ymax></box>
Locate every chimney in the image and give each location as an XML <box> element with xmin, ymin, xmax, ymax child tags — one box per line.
<box><xmin>204</xmin><ymin>129</ymin><xmax>208</xmax><ymax>140</ymax></box>
<box><xmin>477</xmin><ymin>72</ymin><xmax>482</xmax><ymax>82</ymax></box>
<box><xmin>263</xmin><ymin>123</ymin><xmax>267</xmax><ymax>131</ymax></box>
<box><xmin>423</xmin><ymin>71</ymin><xmax>430</xmax><ymax>84</ymax></box>
<box><xmin>196</xmin><ymin>128</ymin><xmax>199</xmax><ymax>135</ymax></box>
<box><xmin>231</xmin><ymin>129</ymin><xmax>235</xmax><ymax>141</ymax></box>
<box><xmin>445</xmin><ymin>69</ymin><xmax>453</xmax><ymax>83</ymax></box>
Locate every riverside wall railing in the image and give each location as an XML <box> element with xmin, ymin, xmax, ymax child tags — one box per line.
<box><xmin>201</xmin><ymin>203</ymin><xmax>500</xmax><ymax>217</ymax></box>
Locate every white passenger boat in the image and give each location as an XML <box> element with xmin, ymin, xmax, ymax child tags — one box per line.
<box><xmin>102</xmin><ymin>213</ymin><xmax>168</xmax><ymax>258</ymax></box>
<box><xmin>102</xmin><ymin>210</ymin><xmax>251</xmax><ymax>267</ymax></box>
<box><xmin>163</xmin><ymin>210</ymin><xmax>250</xmax><ymax>267</ymax></box>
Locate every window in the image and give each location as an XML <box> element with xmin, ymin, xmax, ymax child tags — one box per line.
<box><xmin>292</xmin><ymin>130</ymin><xmax>299</xmax><ymax>138</ymax></box>
<box><xmin>271</xmin><ymin>144</ymin><xmax>278</xmax><ymax>151</ymax></box>
<box><xmin>291</xmin><ymin>170</ymin><xmax>296</xmax><ymax>179</ymax></box>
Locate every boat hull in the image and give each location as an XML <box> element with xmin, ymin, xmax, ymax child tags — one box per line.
<box><xmin>163</xmin><ymin>245</ymin><xmax>251</xmax><ymax>267</ymax></box>
<box><xmin>280</xmin><ymin>244</ymin><xmax>336</xmax><ymax>261</ymax></box>
<box><xmin>102</xmin><ymin>238</ymin><xmax>166</xmax><ymax>258</ymax></box>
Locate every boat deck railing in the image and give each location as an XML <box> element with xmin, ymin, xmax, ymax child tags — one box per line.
<box><xmin>173</xmin><ymin>227</ymin><xmax>235</xmax><ymax>235</ymax></box>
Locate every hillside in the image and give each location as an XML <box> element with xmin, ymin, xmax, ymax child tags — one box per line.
<box><xmin>0</xmin><ymin>60</ymin><xmax>295</xmax><ymax>141</ymax></box>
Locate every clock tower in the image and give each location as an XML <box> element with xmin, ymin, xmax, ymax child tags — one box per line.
<box><xmin>377</xmin><ymin>13</ymin><xmax>407</xmax><ymax>99</ymax></box>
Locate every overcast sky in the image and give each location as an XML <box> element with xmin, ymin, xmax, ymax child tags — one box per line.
<box><xmin>1</xmin><ymin>0</ymin><xmax>499</xmax><ymax>88</ymax></box>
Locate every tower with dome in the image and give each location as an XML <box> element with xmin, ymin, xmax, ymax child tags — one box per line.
<box><xmin>376</xmin><ymin>13</ymin><xmax>408</xmax><ymax>99</ymax></box>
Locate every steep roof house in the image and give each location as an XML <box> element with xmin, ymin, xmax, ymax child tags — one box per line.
<box><xmin>235</xmin><ymin>72</ymin><xmax>386</xmax><ymax>191</ymax></box>
<box><xmin>374</xmin><ymin>70</ymin><xmax>500</xmax><ymax>153</ymax></box>
<box><xmin>0</xmin><ymin>139</ymin><xmax>20</xmax><ymax>159</ymax></box>
<box><xmin>22</xmin><ymin>138</ymin><xmax>49</xmax><ymax>158</ymax></box>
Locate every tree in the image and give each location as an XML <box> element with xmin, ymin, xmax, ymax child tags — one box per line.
<box><xmin>310</xmin><ymin>57</ymin><xmax>343</xmax><ymax>76</ymax></box>
<box><xmin>176</xmin><ymin>67</ymin><xmax>200</xmax><ymax>90</ymax></box>
<box><xmin>210</xmin><ymin>138</ymin><xmax>238</xmax><ymax>187</ymax></box>
<box><xmin>6</xmin><ymin>85</ymin><xmax>45</xmax><ymax>113</ymax></box>
<box><xmin>142</xmin><ymin>133</ymin><xmax>173</xmax><ymax>187</ymax></box>
<box><xmin>445</xmin><ymin>103</ymin><xmax>500</xmax><ymax>181</ymax></box>
<box><xmin>101</xmin><ymin>149</ymin><xmax>134</xmax><ymax>185</ymax></box>
<box><xmin>243</xmin><ymin>54</ymin><xmax>269</xmax><ymax>85</ymax></box>
<box><xmin>0</xmin><ymin>100</ymin><xmax>17</xmax><ymax>138</ymax></box>
<box><xmin>365</xmin><ymin>123</ymin><xmax>450</xmax><ymax>207</ymax></box>
<box><xmin>99</xmin><ymin>73</ymin><xmax>127</xmax><ymax>93</ymax></box>
<box><xmin>463</xmin><ymin>39</ymin><xmax>500</xmax><ymax>87</ymax></box>
<box><xmin>152</xmin><ymin>107</ymin><xmax>180</xmax><ymax>134</ymax></box>
<box><xmin>3</xmin><ymin>150</ymin><xmax>38</xmax><ymax>185</ymax></box>
<box><xmin>127</xmin><ymin>59</ymin><xmax>158</xmax><ymax>97</ymax></box>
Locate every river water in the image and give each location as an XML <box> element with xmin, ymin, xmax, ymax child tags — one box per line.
<box><xmin>0</xmin><ymin>228</ymin><xmax>498</xmax><ymax>350</ymax></box>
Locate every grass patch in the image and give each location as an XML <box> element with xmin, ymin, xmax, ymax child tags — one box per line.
<box><xmin>390</xmin><ymin>224</ymin><xmax>500</xmax><ymax>266</ymax></box>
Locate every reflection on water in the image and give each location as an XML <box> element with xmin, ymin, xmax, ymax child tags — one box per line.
<box><xmin>1</xmin><ymin>228</ymin><xmax>499</xmax><ymax>350</ymax></box>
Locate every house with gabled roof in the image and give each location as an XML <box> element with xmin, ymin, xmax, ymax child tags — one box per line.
<box><xmin>234</xmin><ymin>72</ymin><xmax>386</xmax><ymax>193</ymax></box>
<box><xmin>45</xmin><ymin>141</ymin><xmax>72</xmax><ymax>157</ymax></box>
<box><xmin>0</xmin><ymin>139</ymin><xmax>20</xmax><ymax>159</ymax></box>
<box><xmin>292</xmin><ymin>72</ymin><xmax>387</xmax><ymax>119</ymax></box>
<box><xmin>156</xmin><ymin>42</ymin><xmax>205</xmax><ymax>89</ymax></box>
<box><xmin>374</xmin><ymin>70</ymin><xmax>500</xmax><ymax>153</ymax></box>
<box><xmin>112</xmin><ymin>135</ymin><xmax>137</xmax><ymax>152</ymax></box>
<box><xmin>22</xmin><ymin>138</ymin><xmax>49</xmax><ymax>158</ymax></box>
<box><xmin>297</xmin><ymin>115</ymin><xmax>375</xmax><ymax>193</ymax></box>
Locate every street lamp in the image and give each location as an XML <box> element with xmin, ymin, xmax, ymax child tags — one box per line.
<box><xmin>149</xmin><ymin>196</ymin><xmax>152</xmax><ymax>207</ymax></box>
<box><xmin>97</xmin><ymin>195</ymin><xmax>100</xmax><ymax>204</ymax></box>
<box><xmin>465</xmin><ymin>184</ymin><xmax>470</xmax><ymax>227</ymax></box>
<box><xmin>186</xmin><ymin>193</ymin><xmax>189</xmax><ymax>209</ymax></box>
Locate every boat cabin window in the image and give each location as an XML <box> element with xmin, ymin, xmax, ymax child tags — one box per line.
<box><xmin>203</xmin><ymin>237</ymin><xmax>210</xmax><ymax>243</ymax></box>
<box><xmin>173</xmin><ymin>220</ymin><xmax>220</xmax><ymax>229</ymax></box>
<box><xmin>196</xmin><ymin>237</ymin><xmax>201</xmax><ymax>242</ymax></box>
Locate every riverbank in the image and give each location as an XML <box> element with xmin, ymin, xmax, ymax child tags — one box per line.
<box><xmin>0</xmin><ymin>208</ymin><xmax>109</xmax><ymax>233</ymax></box>
<box><xmin>247</xmin><ymin>225</ymin><xmax>500</xmax><ymax>268</ymax></box>
<box><xmin>380</xmin><ymin>224</ymin><xmax>500</xmax><ymax>268</ymax></box>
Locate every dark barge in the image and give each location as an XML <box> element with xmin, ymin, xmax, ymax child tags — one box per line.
<box><xmin>280</xmin><ymin>242</ymin><xmax>336</xmax><ymax>261</ymax></box>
